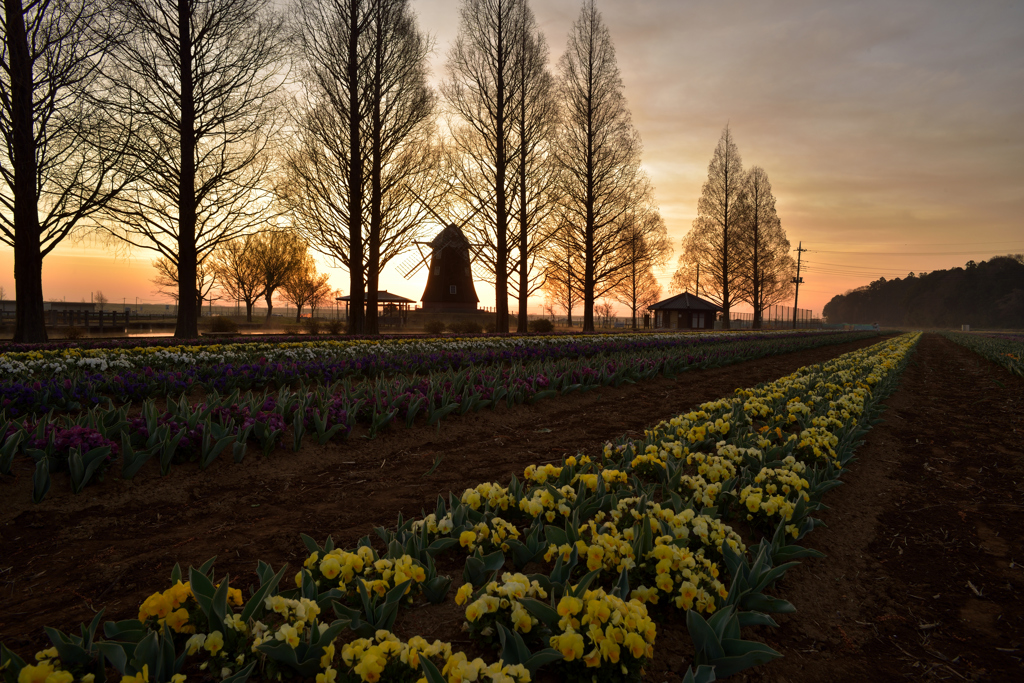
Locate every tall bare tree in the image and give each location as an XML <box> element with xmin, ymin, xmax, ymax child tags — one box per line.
<box><xmin>736</xmin><ymin>166</ymin><xmax>792</xmax><ymax>328</ymax></box>
<box><xmin>288</xmin><ymin>0</ymin><xmax>365</xmax><ymax>334</ymax></box>
<box><xmin>102</xmin><ymin>0</ymin><xmax>285</xmax><ymax>338</ymax></box>
<box><xmin>612</xmin><ymin>205</ymin><xmax>671</xmax><ymax>328</ymax></box>
<box><xmin>553</xmin><ymin>0</ymin><xmax>647</xmax><ymax>332</ymax></box>
<box><xmin>211</xmin><ymin>234</ymin><xmax>265</xmax><ymax>322</ymax></box>
<box><xmin>287</xmin><ymin>0</ymin><xmax>434</xmax><ymax>335</ymax></box>
<box><xmin>509</xmin><ymin>3</ymin><xmax>558</xmax><ymax>332</ymax></box>
<box><xmin>675</xmin><ymin>125</ymin><xmax>746</xmax><ymax>328</ymax></box>
<box><xmin>443</xmin><ymin>0</ymin><xmax>531</xmax><ymax>333</ymax></box>
<box><xmin>1</xmin><ymin>0</ymin><xmax>135</xmax><ymax>342</ymax></box>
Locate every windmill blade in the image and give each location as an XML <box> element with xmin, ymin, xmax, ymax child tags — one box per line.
<box><xmin>398</xmin><ymin>251</ymin><xmax>430</xmax><ymax>279</ymax></box>
<box><xmin>456</xmin><ymin>201</ymin><xmax>486</xmax><ymax>230</ymax></box>
<box><xmin>405</xmin><ymin>184</ymin><xmax>449</xmax><ymax>227</ymax></box>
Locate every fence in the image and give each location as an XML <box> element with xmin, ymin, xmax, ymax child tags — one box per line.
<box><xmin>727</xmin><ymin>306</ymin><xmax>821</xmax><ymax>329</ymax></box>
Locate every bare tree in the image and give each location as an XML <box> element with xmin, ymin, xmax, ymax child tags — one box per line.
<box><xmin>736</xmin><ymin>166</ymin><xmax>793</xmax><ymax>328</ymax></box>
<box><xmin>287</xmin><ymin>0</ymin><xmax>435</xmax><ymax>335</ymax></box>
<box><xmin>594</xmin><ymin>299</ymin><xmax>613</xmax><ymax>327</ymax></box>
<box><xmin>553</xmin><ymin>0</ymin><xmax>647</xmax><ymax>332</ymax></box>
<box><xmin>94</xmin><ymin>291</ymin><xmax>108</xmax><ymax>311</ymax></box>
<box><xmin>102</xmin><ymin>0</ymin><xmax>286</xmax><ymax>339</ymax></box>
<box><xmin>152</xmin><ymin>255</ymin><xmax>219</xmax><ymax>314</ymax></box>
<box><xmin>210</xmin><ymin>234</ymin><xmax>265</xmax><ymax>322</ymax></box>
<box><xmin>612</xmin><ymin>206</ymin><xmax>671</xmax><ymax>328</ymax></box>
<box><xmin>443</xmin><ymin>0</ymin><xmax>532</xmax><ymax>333</ymax></box>
<box><xmin>1</xmin><ymin>0</ymin><xmax>136</xmax><ymax>342</ymax></box>
<box><xmin>540</xmin><ymin>217</ymin><xmax>581</xmax><ymax>326</ymax></box>
<box><xmin>675</xmin><ymin>125</ymin><xmax>746</xmax><ymax>328</ymax></box>
<box><xmin>251</xmin><ymin>230</ymin><xmax>306</xmax><ymax>323</ymax></box>
<box><xmin>509</xmin><ymin>2</ymin><xmax>559</xmax><ymax>332</ymax></box>
<box><xmin>281</xmin><ymin>254</ymin><xmax>332</xmax><ymax>322</ymax></box>
<box><xmin>288</xmin><ymin>0</ymin><xmax>365</xmax><ymax>334</ymax></box>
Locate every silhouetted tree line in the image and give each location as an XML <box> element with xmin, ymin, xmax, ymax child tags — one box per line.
<box><xmin>2</xmin><ymin>0</ymin><xmax>670</xmax><ymax>341</ymax></box>
<box><xmin>822</xmin><ymin>256</ymin><xmax>1024</xmax><ymax>328</ymax></box>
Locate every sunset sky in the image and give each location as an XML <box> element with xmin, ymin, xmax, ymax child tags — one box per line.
<box><xmin>2</xmin><ymin>0</ymin><xmax>1022</xmax><ymax>318</ymax></box>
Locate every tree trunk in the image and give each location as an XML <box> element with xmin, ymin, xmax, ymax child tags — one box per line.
<box><xmin>7</xmin><ymin>0</ymin><xmax>47</xmax><ymax>343</ymax></box>
<box><xmin>174</xmin><ymin>0</ymin><xmax>199</xmax><ymax>339</ymax></box>
<box><xmin>346</xmin><ymin>0</ymin><xmax>364</xmax><ymax>336</ymax></box>
<box><xmin>264</xmin><ymin>290</ymin><xmax>275</xmax><ymax>322</ymax></box>
<box><xmin>493</xmin><ymin>17</ymin><xmax>509</xmax><ymax>335</ymax></box>
<box><xmin>366</xmin><ymin>11</ymin><xmax>382</xmax><ymax>337</ymax></box>
<box><xmin>516</xmin><ymin>77</ymin><xmax>528</xmax><ymax>334</ymax></box>
<box><xmin>245</xmin><ymin>301</ymin><xmax>254</xmax><ymax>322</ymax></box>
<box><xmin>295</xmin><ymin>306</ymin><xmax>302</xmax><ymax>323</ymax></box>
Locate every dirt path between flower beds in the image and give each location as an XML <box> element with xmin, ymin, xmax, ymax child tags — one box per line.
<box><xmin>0</xmin><ymin>335</ymin><xmax>888</xmax><ymax>656</ymax></box>
<box><xmin>734</xmin><ymin>334</ymin><xmax>1024</xmax><ymax>683</ymax></box>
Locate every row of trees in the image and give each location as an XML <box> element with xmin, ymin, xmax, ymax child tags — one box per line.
<box><xmin>1</xmin><ymin>0</ymin><xmax>668</xmax><ymax>341</ymax></box>
<box><xmin>152</xmin><ymin>232</ymin><xmax>334</xmax><ymax>322</ymax></box>
<box><xmin>823</xmin><ymin>256</ymin><xmax>1024</xmax><ymax>328</ymax></box>
<box><xmin>671</xmin><ymin>126</ymin><xmax>795</xmax><ymax>329</ymax></box>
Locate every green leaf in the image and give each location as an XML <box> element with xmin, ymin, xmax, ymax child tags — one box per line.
<box><xmin>713</xmin><ymin>639</ymin><xmax>783</xmax><ymax>678</ymax></box>
<box><xmin>741</xmin><ymin>594</ymin><xmax>796</xmax><ymax>614</ymax></box>
<box><xmin>736</xmin><ymin>611</ymin><xmax>779</xmax><ymax>629</ymax></box>
<box><xmin>418</xmin><ymin>658</ymin><xmax>447</xmax><ymax>683</ymax></box>
<box><xmin>517</xmin><ymin>597</ymin><xmax>560</xmax><ymax>630</ymax></box>
<box><xmin>221</xmin><ymin>661</ymin><xmax>257</xmax><ymax>683</ymax></box>
<box><xmin>1</xmin><ymin>643</ymin><xmax>27</xmax><ymax>683</ymax></box>
<box><xmin>241</xmin><ymin>564</ymin><xmax>288</xmax><ymax>623</ymax></box>
<box><xmin>686</xmin><ymin>609</ymin><xmax>725</xmax><ymax>661</ymax></box>
<box><xmin>32</xmin><ymin>457</ymin><xmax>50</xmax><ymax>504</ymax></box>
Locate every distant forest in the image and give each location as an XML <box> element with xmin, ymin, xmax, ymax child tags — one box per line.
<box><xmin>823</xmin><ymin>255</ymin><xmax>1024</xmax><ymax>328</ymax></box>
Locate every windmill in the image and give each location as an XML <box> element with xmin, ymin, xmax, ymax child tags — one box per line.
<box><xmin>398</xmin><ymin>192</ymin><xmax>486</xmax><ymax>312</ymax></box>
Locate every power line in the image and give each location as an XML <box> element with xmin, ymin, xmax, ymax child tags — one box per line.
<box><xmin>808</xmin><ymin>247</ymin><xmax>1024</xmax><ymax>256</ymax></box>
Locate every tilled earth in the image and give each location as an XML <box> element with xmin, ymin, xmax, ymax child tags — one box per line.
<box><xmin>1</xmin><ymin>333</ymin><xmax>1022</xmax><ymax>682</ymax></box>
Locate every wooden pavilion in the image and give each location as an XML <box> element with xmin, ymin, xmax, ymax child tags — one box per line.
<box><xmin>336</xmin><ymin>291</ymin><xmax>415</xmax><ymax>325</ymax></box>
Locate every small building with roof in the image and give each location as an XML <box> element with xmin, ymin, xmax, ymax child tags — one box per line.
<box><xmin>336</xmin><ymin>290</ymin><xmax>415</xmax><ymax>326</ymax></box>
<box><xmin>648</xmin><ymin>292</ymin><xmax>722</xmax><ymax>330</ymax></box>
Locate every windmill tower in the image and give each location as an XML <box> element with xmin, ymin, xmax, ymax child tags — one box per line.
<box><xmin>397</xmin><ymin>200</ymin><xmax>484</xmax><ymax>312</ymax></box>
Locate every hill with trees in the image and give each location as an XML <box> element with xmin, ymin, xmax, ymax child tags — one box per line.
<box><xmin>823</xmin><ymin>255</ymin><xmax>1024</xmax><ymax>328</ymax></box>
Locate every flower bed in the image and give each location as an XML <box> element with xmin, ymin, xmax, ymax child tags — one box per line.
<box><xmin>0</xmin><ymin>330</ymin><xmax>871</xmax><ymax>414</ymax></box>
<box><xmin>942</xmin><ymin>331</ymin><xmax>1024</xmax><ymax>377</ymax></box>
<box><xmin>0</xmin><ymin>332</ymin><xmax>879</xmax><ymax>500</ymax></box>
<box><xmin>1</xmin><ymin>333</ymin><xmax>919</xmax><ymax>682</ymax></box>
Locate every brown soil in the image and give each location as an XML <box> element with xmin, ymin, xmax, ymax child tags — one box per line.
<box><xmin>2</xmin><ymin>334</ymin><xmax>1022</xmax><ymax>683</ymax></box>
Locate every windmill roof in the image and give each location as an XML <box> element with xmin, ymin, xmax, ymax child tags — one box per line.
<box><xmin>431</xmin><ymin>223</ymin><xmax>470</xmax><ymax>248</ymax></box>
<box><xmin>648</xmin><ymin>292</ymin><xmax>723</xmax><ymax>312</ymax></box>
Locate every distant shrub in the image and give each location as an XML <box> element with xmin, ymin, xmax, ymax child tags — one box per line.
<box><xmin>283</xmin><ymin>323</ymin><xmax>304</xmax><ymax>335</ymax></box>
<box><xmin>307</xmin><ymin>318</ymin><xmax>322</xmax><ymax>335</ymax></box>
<box><xmin>424</xmin><ymin>319</ymin><xmax>446</xmax><ymax>335</ymax></box>
<box><xmin>64</xmin><ymin>326</ymin><xmax>85</xmax><ymax>341</ymax></box>
<box><xmin>450</xmin><ymin>319</ymin><xmax>483</xmax><ymax>334</ymax></box>
<box><xmin>327</xmin><ymin>318</ymin><xmax>345</xmax><ymax>335</ymax></box>
<box><xmin>484</xmin><ymin>315</ymin><xmax>516</xmax><ymax>334</ymax></box>
<box><xmin>529</xmin><ymin>318</ymin><xmax>554</xmax><ymax>333</ymax></box>
<box><xmin>209</xmin><ymin>316</ymin><xmax>239</xmax><ymax>333</ymax></box>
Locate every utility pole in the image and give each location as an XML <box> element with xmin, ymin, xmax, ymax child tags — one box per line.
<box><xmin>792</xmin><ymin>241</ymin><xmax>806</xmax><ymax>329</ymax></box>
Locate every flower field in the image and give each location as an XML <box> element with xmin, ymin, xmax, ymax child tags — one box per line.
<box><xmin>942</xmin><ymin>330</ymin><xmax>1024</xmax><ymax>377</ymax></box>
<box><xmin>0</xmin><ymin>330</ymin><xmax>878</xmax><ymax>503</ymax></box>
<box><xmin>0</xmin><ymin>333</ymin><xmax>928</xmax><ymax>683</ymax></box>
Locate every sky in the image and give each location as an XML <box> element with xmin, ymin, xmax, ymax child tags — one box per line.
<box><xmin>2</xmin><ymin>0</ymin><xmax>1023</xmax><ymax>317</ymax></box>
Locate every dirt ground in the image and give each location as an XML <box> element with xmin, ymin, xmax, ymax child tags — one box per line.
<box><xmin>2</xmin><ymin>334</ymin><xmax>1022</xmax><ymax>682</ymax></box>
